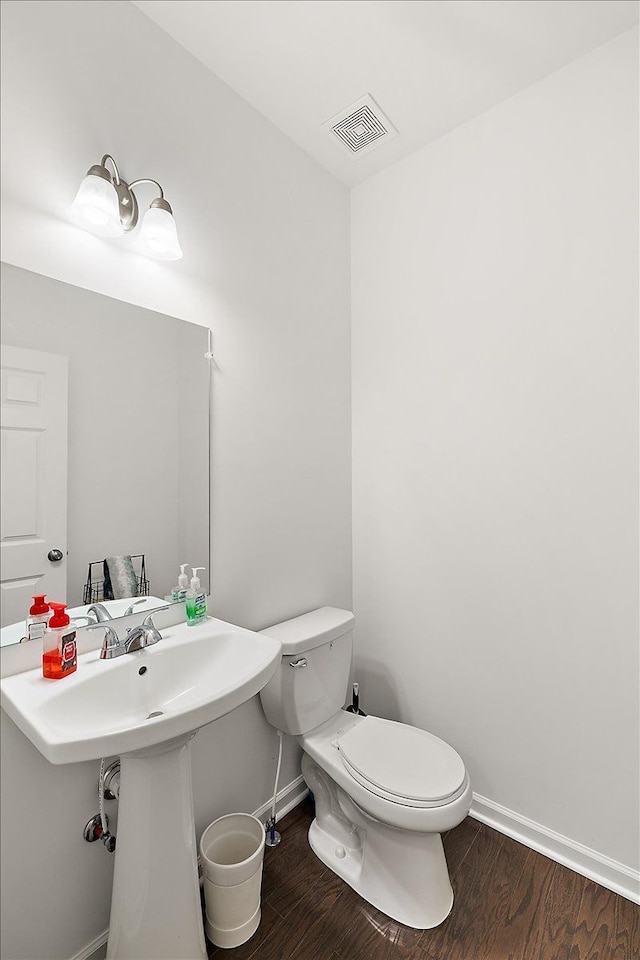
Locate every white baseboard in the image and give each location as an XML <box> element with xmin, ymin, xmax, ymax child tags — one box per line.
<box><xmin>71</xmin><ymin>777</ymin><xmax>309</xmax><ymax>960</ymax></box>
<box><xmin>252</xmin><ymin>773</ymin><xmax>308</xmax><ymax>823</ymax></box>
<box><xmin>470</xmin><ymin>793</ymin><xmax>640</xmax><ymax>905</ymax></box>
<box><xmin>70</xmin><ymin>928</ymin><xmax>108</xmax><ymax>960</ymax></box>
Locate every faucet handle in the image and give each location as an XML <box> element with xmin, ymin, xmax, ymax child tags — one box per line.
<box><xmin>125</xmin><ymin>614</ymin><xmax>154</xmax><ymax>636</ymax></box>
<box><xmin>87</xmin><ymin>624</ymin><xmax>124</xmax><ymax>660</ymax></box>
<box><xmin>124</xmin><ymin>615</ymin><xmax>162</xmax><ymax>652</ymax></box>
<box><xmin>124</xmin><ymin>598</ymin><xmax>147</xmax><ymax>617</ymax></box>
<box><xmin>143</xmin><ymin>615</ymin><xmax>162</xmax><ymax>643</ymax></box>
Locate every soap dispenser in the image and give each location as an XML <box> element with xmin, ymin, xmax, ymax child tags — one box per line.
<box><xmin>171</xmin><ymin>564</ymin><xmax>189</xmax><ymax>602</ymax></box>
<box><xmin>42</xmin><ymin>602</ymin><xmax>77</xmax><ymax>679</ymax></box>
<box><xmin>185</xmin><ymin>567</ymin><xmax>207</xmax><ymax>626</ymax></box>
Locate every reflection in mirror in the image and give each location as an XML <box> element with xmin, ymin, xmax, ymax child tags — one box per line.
<box><xmin>1</xmin><ymin>597</ymin><xmax>170</xmax><ymax>647</ymax></box>
<box><xmin>0</xmin><ymin>263</ymin><xmax>210</xmax><ymax>647</ymax></box>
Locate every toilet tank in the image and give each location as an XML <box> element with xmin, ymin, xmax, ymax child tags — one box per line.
<box><xmin>259</xmin><ymin>607</ymin><xmax>354</xmax><ymax>736</ymax></box>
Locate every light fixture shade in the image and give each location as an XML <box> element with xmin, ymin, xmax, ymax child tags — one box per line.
<box><xmin>69</xmin><ymin>167</ymin><xmax>124</xmax><ymax>237</ymax></box>
<box><xmin>136</xmin><ymin>202</ymin><xmax>183</xmax><ymax>261</ymax></box>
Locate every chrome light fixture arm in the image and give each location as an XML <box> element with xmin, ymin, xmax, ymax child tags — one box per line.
<box><xmin>70</xmin><ymin>153</ymin><xmax>183</xmax><ymax>259</ymax></box>
<box><xmin>92</xmin><ymin>157</ymin><xmax>171</xmax><ymax>232</ymax></box>
<box><xmin>91</xmin><ymin>154</ymin><xmax>140</xmax><ymax>233</ymax></box>
<box><xmin>101</xmin><ymin>154</ymin><xmax>122</xmax><ymax>184</ymax></box>
<box><xmin>128</xmin><ymin>178</ymin><xmax>175</xmax><ymax>216</ymax></box>
<box><xmin>103</xmin><ymin>166</ymin><xmax>172</xmax><ymax>231</ymax></box>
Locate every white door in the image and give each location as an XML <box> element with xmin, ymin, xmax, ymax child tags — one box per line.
<box><xmin>1</xmin><ymin>345</ymin><xmax>68</xmax><ymax>627</ymax></box>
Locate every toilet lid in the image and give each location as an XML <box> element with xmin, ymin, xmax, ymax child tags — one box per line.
<box><xmin>337</xmin><ymin>717</ymin><xmax>466</xmax><ymax>807</ymax></box>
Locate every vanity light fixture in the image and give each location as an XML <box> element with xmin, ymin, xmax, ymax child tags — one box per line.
<box><xmin>69</xmin><ymin>154</ymin><xmax>183</xmax><ymax>261</ymax></box>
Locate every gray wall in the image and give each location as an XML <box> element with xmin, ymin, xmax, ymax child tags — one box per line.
<box><xmin>352</xmin><ymin>29</ymin><xmax>638</xmax><ymax>877</ymax></box>
<box><xmin>0</xmin><ymin>2</ymin><xmax>352</xmax><ymax>958</ymax></box>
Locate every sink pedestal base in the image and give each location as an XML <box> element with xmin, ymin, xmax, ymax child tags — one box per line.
<box><xmin>106</xmin><ymin>733</ymin><xmax>207</xmax><ymax>960</ymax></box>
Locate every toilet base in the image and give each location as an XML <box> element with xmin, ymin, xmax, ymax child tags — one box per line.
<box><xmin>302</xmin><ymin>754</ymin><xmax>454</xmax><ymax>929</ymax></box>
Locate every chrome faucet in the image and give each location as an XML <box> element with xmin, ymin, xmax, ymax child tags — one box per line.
<box><xmin>124</xmin><ymin>615</ymin><xmax>162</xmax><ymax>653</ymax></box>
<box><xmin>89</xmin><ymin>615</ymin><xmax>162</xmax><ymax>660</ymax></box>
<box><xmin>87</xmin><ymin>603</ymin><xmax>112</xmax><ymax>623</ymax></box>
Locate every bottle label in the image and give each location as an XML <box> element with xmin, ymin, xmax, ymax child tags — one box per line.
<box><xmin>60</xmin><ymin>630</ymin><xmax>77</xmax><ymax>674</ymax></box>
<box><xmin>186</xmin><ymin>592</ymin><xmax>207</xmax><ymax>624</ymax></box>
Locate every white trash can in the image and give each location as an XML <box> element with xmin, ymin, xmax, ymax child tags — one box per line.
<box><xmin>200</xmin><ymin>813</ymin><xmax>266</xmax><ymax>949</ymax></box>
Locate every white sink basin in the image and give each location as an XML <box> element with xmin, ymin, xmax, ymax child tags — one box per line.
<box><xmin>0</xmin><ymin>616</ymin><xmax>282</xmax><ymax>764</ymax></box>
<box><xmin>1</xmin><ymin>613</ymin><xmax>282</xmax><ymax>960</ymax></box>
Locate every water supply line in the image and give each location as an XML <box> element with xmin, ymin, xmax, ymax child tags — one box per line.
<box><xmin>265</xmin><ymin>730</ymin><xmax>283</xmax><ymax>847</ymax></box>
<box><xmin>98</xmin><ymin>758</ymin><xmax>116</xmax><ymax>852</ymax></box>
<box><xmin>83</xmin><ymin>759</ymin><xmax>117</xmax><ymax>852</ymax></box>
<box><xmin>98</xmin><ymin>757</ymin><xmax>106</xmax><ymax>833</ymax></box>
<box><xmin>346</xmin><ymin>681</ymin><xmax>366</xmax><ymax>716</ymax></box>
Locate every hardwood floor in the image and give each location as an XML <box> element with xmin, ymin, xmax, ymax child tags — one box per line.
<box><xmin>206</xmin><ymin>796</ymin><xmax>639</xmax><ymax>960</ymax></box>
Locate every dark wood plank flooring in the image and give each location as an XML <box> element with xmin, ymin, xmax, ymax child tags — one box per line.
<box><xmin>206</xmin><ymin>796</ymin><xmax>639</xmax><ymax>960</ymax></box>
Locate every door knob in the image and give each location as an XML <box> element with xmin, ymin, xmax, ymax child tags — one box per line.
<box><xmin>47</xmin><ymin>549</ymin><xmax>64</xmax><ymax>562</ymax></box>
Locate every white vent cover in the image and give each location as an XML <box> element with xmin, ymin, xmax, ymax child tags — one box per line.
<box><xmin>322</xmin><ymin>94</ymin><xmax>397</xmax><ymax>158</ymax></box>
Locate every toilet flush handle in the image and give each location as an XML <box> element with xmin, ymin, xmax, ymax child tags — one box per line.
<box><xmin>289</xmin><ymin>658</ymin><xmax>308</xmax><ymax>668</ymax></box>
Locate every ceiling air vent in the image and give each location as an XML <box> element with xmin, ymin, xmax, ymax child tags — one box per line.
<box><xmin>322</xmin><ymin>94</ymin><xmax>398</xmax><ymax>158</ymax></box>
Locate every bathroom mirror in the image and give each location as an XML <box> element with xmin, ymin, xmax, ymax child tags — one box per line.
<box><xmin>0</xmin><ymin>263</ymin><xmax>210</xmax><ymax>645</ymax></box>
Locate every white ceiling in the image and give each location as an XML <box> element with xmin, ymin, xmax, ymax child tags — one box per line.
<box><xmin>133</xmin><ymin>0</ymin><xmax>639</xmax><ymax>187</ymax></box>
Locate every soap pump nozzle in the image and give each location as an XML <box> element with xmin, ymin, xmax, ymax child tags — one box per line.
<box><xmin>178</xmin><ymin>564</ymin><xmax>188</xmax><ymax>589</ymax></box>
<box><xmin>190</xmin><ymin>567</ymin><xmax>205</xmax><ymax>591</ymax></box>
<box><xmin>48</xmin><ymin>602</ymin><xmax>70</xmax><ymax>628</ymax></box>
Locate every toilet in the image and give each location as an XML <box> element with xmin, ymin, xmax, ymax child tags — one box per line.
<box><xmin>259</xmin><ymin>607</ymin><xmax>472</xmax><ymax>929</ymax></box>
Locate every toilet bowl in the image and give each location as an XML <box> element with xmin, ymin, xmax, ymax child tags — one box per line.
<box><xmin>259</xmin><ymin>607</ymin><xmax>472</xmax><ymax>929</ymax></box>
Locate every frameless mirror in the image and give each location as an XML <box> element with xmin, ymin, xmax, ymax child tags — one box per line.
<box><xmin>0</xmin><ymin>263</ymin><xmax>210</xmax><ymax>646</ymax></box>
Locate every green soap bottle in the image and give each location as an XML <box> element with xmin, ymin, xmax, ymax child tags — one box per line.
<box><xmin>185</xmin><ymin>567</ymin><xmax>207</xmax><ymax>626</ymax></box>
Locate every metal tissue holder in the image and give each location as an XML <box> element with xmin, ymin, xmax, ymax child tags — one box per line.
<box><xmin>82</xmin><ymin>555</ymin><xmax>149</xmax><ymax>604</ymax></box>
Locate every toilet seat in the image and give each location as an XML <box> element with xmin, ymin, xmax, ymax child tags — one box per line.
<box><xmin>337</xmin><ymin>716</ymin><xmax>467</xmax><ymax>809</ymax></box>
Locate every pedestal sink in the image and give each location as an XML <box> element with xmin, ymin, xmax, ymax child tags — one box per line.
<box><xmin>0</xmin><ymin>616</ymin><xmax>282</xmax><ymax>960</ymax></box>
